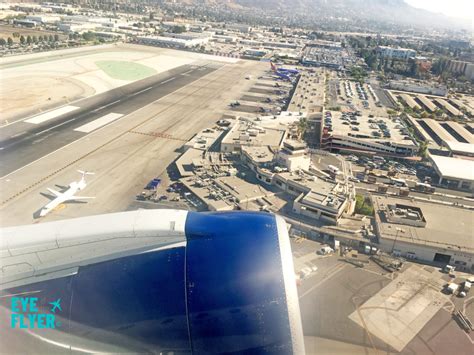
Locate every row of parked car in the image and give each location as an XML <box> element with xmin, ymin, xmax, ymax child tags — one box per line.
<box><xmin>347</xmin><ymin>155</ymin><xmax>418</xmax><ymax>176</ymax></box>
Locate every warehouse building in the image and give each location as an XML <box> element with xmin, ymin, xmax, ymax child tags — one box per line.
<box><xmin>373</xmin><ymin>195</ymin><xmax>474</xmax><ymax>273</ymax></box>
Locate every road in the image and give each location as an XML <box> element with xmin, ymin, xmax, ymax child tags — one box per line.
<box><xmin>0</xmin><ymin>63</ymin><xmax>219</xmax><ymax>177</ymax></box>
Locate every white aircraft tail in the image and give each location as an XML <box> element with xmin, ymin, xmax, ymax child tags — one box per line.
<box><xmin>77</xmin><ymin>170</ymin><xmax>95</xmax><ymax>182</ymax></box>
<box><xmin>77</xmin><ymin>170</ymin><xmax>95</xmax><ymax>176</ymax></box>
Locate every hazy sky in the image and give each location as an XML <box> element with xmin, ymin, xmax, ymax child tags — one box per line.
<box><xmin>405</xmin><ymin>0</ymin><xmax>473</xmax><ymax>20</ymax></box>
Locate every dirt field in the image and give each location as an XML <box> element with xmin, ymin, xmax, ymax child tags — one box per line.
<box><xmin>0</xmin><ymin>44</ymin><xmax>239</xmax><ymax>122</ymax></box>
<box><xmin>0</xmin><ymin>43</ymin><xmax>240</xmax><ymax>123</ymax></box>
<box><xmin>0</xmin><ymin>24</ymin><xmax>66</xmax><ymax>42</ymax></box>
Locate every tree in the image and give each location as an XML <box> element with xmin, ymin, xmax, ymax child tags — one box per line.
<box><xmin>297</xmin><ymin>117</ymin><xmax>308</xmax><ymax>137</ymax></box>
<box><xmin>48</xmin><ymin>35</ymin><xmax>54</xmax><ymax>42</ymax></box>
<box><xmin>19</xmin><ymin>35</ymin><xmax>25</xmax><ymax>44</ymax></box>
<box><xmin>355</xmin><ymin>194</ymin><xmax>374</xmax><ymax>216</ymax></box>
<box><xmin>32</xmin><ymin>35</ymin><xmax>38</xmax><ymax>43</ymax></box>
<box><xmin>0</xmin><ymin>38</ymin><xmax>6</xmax><ymax>46</ymax></box>
<box><xmin>38</xmin><ymin>35</ymin><xmax>43</xmax><ymax>42</ymax></box>
<box><xmin>12</xmin><ymin>32</ymin><xmax>20</xmax><ymax>38</ymax></box>
<box><xmin>54</xmin><ymin>34</ymin><xmax>59</xmax><ymax>42</ymax></box>
<box><xmin>26</xmin><ymin>35</ymin><xmax>32</xmax><ymax>44</ymax></box>
<box><xmin>418</xmin><ymin>141</ymin><xmax>428</xmax><ymax>160</ymax></box>
<box><xmin>409</xmin><ymin>60</ymin><xmax>418</xmax><ymax>78</ymax></box>
<box><xmin>171</xmin><ymin>25</ymin><xmax>186</xmax><ymax>34</ymax></box>
<box><xmin>7</xmin><ymin>37</ymin><xmax>13</xmax><ymax>46</ymax></box>
<box><xmin>82</xmin><ymin>32</ymin><xmax>96</xmax><ymax>41</ymax></box>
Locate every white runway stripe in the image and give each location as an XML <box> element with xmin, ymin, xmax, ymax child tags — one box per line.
<box><xmin>25</xmin><ymin>106</ymin><xmax>80</xmax><ymax>124</ymax></box>
<box><xmin>74</xmin><ymin>113</ymin><xmax>123</xmax><ymax>133</ymax></box>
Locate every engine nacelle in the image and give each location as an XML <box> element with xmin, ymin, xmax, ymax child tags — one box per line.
<box><xmin>0</xmin><ymin>210</ymin><xmax>304</xmax><ymax>354</ymax></box>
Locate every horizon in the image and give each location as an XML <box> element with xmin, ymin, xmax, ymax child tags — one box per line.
<box><xmin>405</xmin><ymin>0</ymin><xmax>473</xmax><ymax>20</ymax></box>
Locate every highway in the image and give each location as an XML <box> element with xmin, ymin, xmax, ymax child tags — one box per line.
<box><xmin>0</xmin><ymin>63</ymin><xmax>219</xmax><ymax>177</ymax></box>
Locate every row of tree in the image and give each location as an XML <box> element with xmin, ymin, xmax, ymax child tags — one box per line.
<box><xmin>0</xmin><ymin>34</ymin><xmax>59</xmax><ymax>46</ymax></box>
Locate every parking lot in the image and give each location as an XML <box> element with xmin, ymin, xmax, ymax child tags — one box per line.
<box><xmin>324</xmin><ymin>73</ymin><xmax>391</xmax><ymax>116</ymax></box>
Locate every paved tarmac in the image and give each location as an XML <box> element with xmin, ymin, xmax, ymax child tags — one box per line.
<box><xmin>0</xmin><ymin>63</ymin><xmax>218</xmax><ymax>177</ymax></box>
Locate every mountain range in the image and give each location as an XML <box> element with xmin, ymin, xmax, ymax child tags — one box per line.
<box><xmin>169</xmin><ymin>0</ymin><xmax>469</xmax><ymax>30</ymax></box>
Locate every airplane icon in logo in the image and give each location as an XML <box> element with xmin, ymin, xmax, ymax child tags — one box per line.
<box><xmin>49</xmin><ymin>299</ymin><xmax>62</xmax><ymax>313</ymax></box>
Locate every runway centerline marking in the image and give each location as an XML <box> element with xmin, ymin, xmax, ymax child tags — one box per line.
<box><xmin>92</xmin><ymin>99</ymin><xmax>121</xmax><ymax>113</ymax></box>
<box><xmin>130</xmin><ymin>87</ymin><xmax>153</xmax><ymax>97</ymax></box>
<box><xmin>160</xmin><ymin>77</ymin><xmax>175</xmax><ymax>84</ymax></box>
<box><xmin>181</xmin><ymin>69</ymin><xmax>195</xmax><ymax>76</ymax></box>
<box><xmin>74</xmin><ymin>113</ymin><xmax>123</xmax><ymax>133</ymax></box>
<box><xmin>10</xmin><ymin>131</ymin><xmax>26</xmax><ymax>138</ymax></box>
<box><xmin>25</xmin><ymin>106</ymin><xmax>79</xmax><ymax>125</ymax></box>
<box><xmin>34</xmin><ymin>117</ymin><xmax>79</xmax><ymax>136</ymax></box>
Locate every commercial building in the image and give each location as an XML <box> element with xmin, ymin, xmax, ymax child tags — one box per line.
<box><xmin>307</xmin><ymin>40</ymin><xmax>343</xmax><ymax>50</ymax></box>
<box><xmin>161</xmin><ymin>21</ymin><xmax>190</xmax><ymax>31</ymax></box>
<box><xmin>12</xmin><ymin>19</ymin><xmax>37</xmax><ymax>28</ymax></box>
<box><xmin>444</xmin><ymin>141</ymin><xmax>474</xmax><ymax>157</ymax></box>
<box><xmin>322</xmin><ymin>113</ymin><xmax>418</xmax><ymax>157</ymax></box>
<box><xmin>377</xmin><ymin>46</ymin><xmax>416</xmax><ymax>60</ymax></box>
<box><xmin>220</xmin><ymin>120</ymin><xmax>286</xmax><ymax>154</ymax></box>
<box><xmin>136</xmin><ymin>34</ymin><xmax>210</xmax><ymax>49</ymax></box>
<box><xmin>262</xmin><ymin>41</ymin><xmax>298</xmax><ymax>50</ymax></box>
<box><xmin>276</xmin><ymin>140</ymin><xmax>311</xmax><ymax>172</ymax></box>
<box><xmin>25</xmin><ymin>15</ymin><xmax>61</xmax><ymax>24</ymax></box>
<box><xmin>387</xmin><ymin>80</ymin><xmax>447</xmax><ymax>96</ymax></box>
<box><xmin>373</xmin><ymin>195</ymin><xmax>474</xmax><ymax>272</ymax></box>
<box><xmin>273</xmin><ymin>170</ymin><xmax>353</xmax><ymax>225</ymax></box>
<box><xmin>293</xmin><ymin>183</ymin><xmax>351</xmax><ymax>225</ymax></box>
<box><xmin>430</xmin><ymin>155</ymin><xmax>474</xmax><ymax>191</ymax></box>
<box><xmin>58</xmin><ymin>22</ymin><xmax>98</xmax><ymax>33</ymax></box>
<box><xmin>446</xmin><ymin>60</ymin><xmax>474</xmax><ymax>81</ymax></box>
<box><xmin>226</xmin><ymin>24</ymin><xmax>253</xmax><ymax>33</ymax></box>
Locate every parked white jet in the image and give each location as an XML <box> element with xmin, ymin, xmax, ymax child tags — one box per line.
<box><xmin>39</xmin><ymin>170</ymin><xmax>95</xmax><ymax>217</ymax></box>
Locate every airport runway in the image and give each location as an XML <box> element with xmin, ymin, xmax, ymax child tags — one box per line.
<box><xmin>0</xmin><ymin>63</ymin><xmax>219</xmax><ymax>177</ymax></box>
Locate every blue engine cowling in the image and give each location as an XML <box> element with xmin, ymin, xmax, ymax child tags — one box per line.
<box><xmin>0</xmin><ymin>211</ymin><xmax>304</xmax><ymax>354</ymax></box>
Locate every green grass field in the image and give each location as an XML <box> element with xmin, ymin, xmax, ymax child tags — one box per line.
<box><xmin>95</xmin><ymin>60</ymin><xmax>157</xmax><ymax>81</ymax></box>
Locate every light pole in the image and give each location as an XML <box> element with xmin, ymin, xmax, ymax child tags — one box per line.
<box><xmin>391</xmin><ymin>227</ymin><xmax>404</xmax><ymax>254</ymax></box>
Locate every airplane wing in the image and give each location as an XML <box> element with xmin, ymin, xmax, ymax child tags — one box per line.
<box><xmin>0</xmin><ymin>210</ymin><xmax>304</xmax><ymax>354</ymax></box>
<box><xmin>66</xmin><ymin>196</ymin><xmax>95</xmax><ymax>201</ymax></box>
<box><xmin>46</xmin><ymin>188</ymin><xmax>62</xmax><ymax>197</ymax></box>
